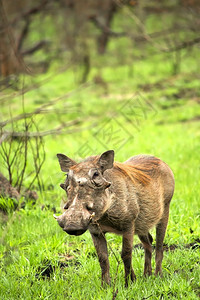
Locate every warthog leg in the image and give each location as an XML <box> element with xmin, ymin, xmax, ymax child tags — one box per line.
<box><xmin>139</xmin><ymin>233</ymin><xmax>153</xmax><ymax>276</ymax></box>
<box><xmin>121</xmin><ymin>229</ymin><xmax>136</xmax><ymax>287</ymax></box>
<box><xmin>91</xmin><ymin>233</ymin><xmax>111</xmax><ymax>286</ymax></box>
<box><xmin>155</xmin><ymin>202</ymin><xmax>170</xmax><ymax>275</ymax></box>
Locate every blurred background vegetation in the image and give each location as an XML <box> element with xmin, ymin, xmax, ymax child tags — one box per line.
<box><xmin>0</xmin><ymin>0</ymin><xmax>200</xmax><ymax>196</ymax></box>
<box><xmin>0</xmin><ymin>1</ymin><xmax>200</xmax><ymax>299</ymax></box>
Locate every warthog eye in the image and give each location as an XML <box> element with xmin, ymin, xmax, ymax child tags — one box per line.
<box><xmin>92</xmin><ymin>171</ymin><xmax>99</xmax><ymax>178</ymax></box>
<box><xmin>89</xmin><ymin>169</ymin><xmax>104</xmax><ymax>187</ymax></box>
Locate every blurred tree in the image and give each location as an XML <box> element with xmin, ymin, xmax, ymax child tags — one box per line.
<box><xmin>0</xmin><ymin>0</ymin><xmax>49</xmax><ymax>77</ymax></box>
<box><xmin>0</xmin><ymin>0</ymin><xmax>200</xmax><ymax>79</ymax></box>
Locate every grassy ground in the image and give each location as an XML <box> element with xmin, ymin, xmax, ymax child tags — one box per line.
<box><xmin>0</xmin><ymin>47</ymin><xmax>200</xmax><ymax>299</ymax></box>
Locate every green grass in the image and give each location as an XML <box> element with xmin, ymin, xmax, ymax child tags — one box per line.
<box><xmin>1</xmin><ymin>41</ymin><xmax>200</xmax><ymax>299</ymax></box>
<box><xmin>0</xmin><ymin>206</ymin><xmax>199</xmax><ymax>299</ymax></box>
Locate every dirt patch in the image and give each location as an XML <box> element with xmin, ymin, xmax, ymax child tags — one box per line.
<box><xmin>35</xmin><ymin>257</ymin><xmax>81</xmax><ymax>279</ymax></box>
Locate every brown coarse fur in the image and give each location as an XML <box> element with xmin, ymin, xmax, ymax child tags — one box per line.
<box><xmin>112</xmin><ymin>155</ymin><xmax>161</xmax><ymax>186</ymax></box>
<box><xmin>114</xmin><ymin>162</ymin><xmax>151</xmax><ymax>185</ymax></box>
<box><xmin>56</xmin><ymin>151</ymin><xmax>175</xmax><ymax>287</ymax></box>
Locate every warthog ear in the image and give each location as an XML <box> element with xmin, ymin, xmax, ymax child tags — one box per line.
<box><xmin>98</xmin><ymin>150</ymin><xmax>114</xmax><ymax>172</ymax></box>
<box><xmin>57</xmin><ymin>153</ymin><xmax>77</xmax><ymax>172</ymax></box>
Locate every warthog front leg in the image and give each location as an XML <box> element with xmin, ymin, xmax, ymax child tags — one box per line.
<box><xmin>91</xmin><ymin>233</ymin><xmax>110</xmax><ymax>286</ymax></box>
<box><xmin>121</xmin><ymin>229</ymin><xmax>136</xmax><ymax>287</ymax></box>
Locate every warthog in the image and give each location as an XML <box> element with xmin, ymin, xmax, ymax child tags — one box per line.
<box><xmin>54</xmin><ymin>150</ymin><xmax>174</xmax><ymax>286</ymax></box>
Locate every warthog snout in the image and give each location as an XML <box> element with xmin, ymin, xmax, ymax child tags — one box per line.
<box><xmin>54</xmin><ymin>210</ymin><xmax>92</xmax><ymax>236</ymax></box>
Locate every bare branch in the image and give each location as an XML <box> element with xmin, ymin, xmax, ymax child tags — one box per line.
<box><xmin>164</xmin><ymin>37</ymin><xmax>200</xmax><ymax>52</ymax></box>
<box><xmin>0</xmin><ymin>132</ymin><xmax>9</xmax><ymax>144</ymax></box>
<box><xmin>90</xmin><ymin>16</ymin><xmax>126</xmax><ymax>37</ymax></box>
<box><xmin>22</xmin><ymin>40</ymin><xmax>49</xmax><ymax>56</ymax></box>
<box><xmin>0</xmin><ymin>119</ymin><xmax>92</xmax><ymax>141</ymax></box>
<box><xmin>28</xmin><ymin>121</ymin><xmax>45</xmax><ymax>191</ymax></box>
<box><xmin>0</xmin><ymin>81</ymin><xmax>92</xmax><ymax>128</ymax></box>
<box><xmin>16</xmin><ymin>18</ymin><xmax>31</xmax><ymax>52</ymax></box>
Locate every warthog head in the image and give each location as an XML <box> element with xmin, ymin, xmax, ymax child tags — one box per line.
<box><xmin>54</xmin><ymin>150</ymin><xmax>114</xmax><ymax>236</ymax></box>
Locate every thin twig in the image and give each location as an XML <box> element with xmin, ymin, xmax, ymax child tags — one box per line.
<box><xmin>16</xmin><ymin>18</ymin><xmax>31</xmax><ymax>52</ymax></box>
<box><xmin>22</xmin><ymin>40</ymin><xmax>49</xmax><ymax>56</ymax></box>
<box><xmin>0</xmin><ymin>81</ymin><xmax>92</xmax><ymax>127</ymax></box>
<box><xmin>163</xmin><ymin>37</ymin><xmax>200</xmax><ymax>52</ymax></box>
<box><xmin>17</xmin><ymin>77</ymin><xmax>28</xmax><ymax>193</ymax></box>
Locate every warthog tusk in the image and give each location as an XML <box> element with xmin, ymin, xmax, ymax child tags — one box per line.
<box><xmin>90</xmin><ymin>212</ymin><xmax>95</xmax><ymax>220</ymax></box>
<box><xmin>53</xmin><ymin>214</ymin><xmax>59</xmax><ymax>219</ymax></box>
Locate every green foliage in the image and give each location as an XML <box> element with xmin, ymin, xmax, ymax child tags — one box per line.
<box><xmin>0</xmin><ymin>197</ymin><xmax>18</xmax><ymax>214</ymax></box>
